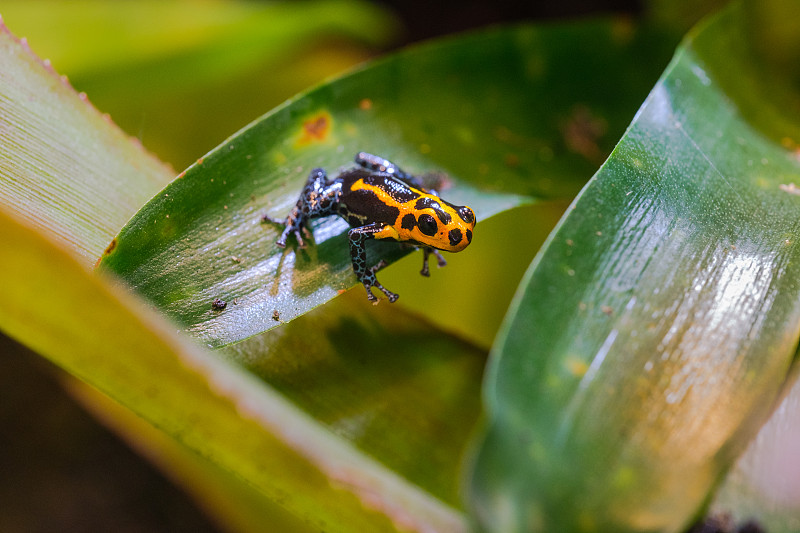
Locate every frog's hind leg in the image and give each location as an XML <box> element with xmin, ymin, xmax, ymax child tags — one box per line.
<box><xmin>355</xmin><ymin>152</ymin><xmax>416</xmax><ymax>180</ymax></box>
<box><xmin>348</xmin><ymin>223</ymin><xmax>399</xmax><ymax>303</ymax></box>
<box><xmin>274</xmin><ymin>168</ymin><xmax>340</xmax><ymax>248</ymax></box>
<box><xmin>355</xmin><ymin>152</ymin><xmax>435</xmax><ymax>194</ymax></box>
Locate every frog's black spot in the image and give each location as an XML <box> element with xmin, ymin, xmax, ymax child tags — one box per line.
<box><xmin>348</xmin><ymin>215</ymin><xmax>362</xmax><ymax>227</ymax></box>
<box><xmin>365</xmin><ymin>174</ymin><xmax>420</xmax><ymax>203</ymax></box>
<box><xmin>458</xmin><ymin>206</ymin><xmax>475</xmax><ymax>224</ymax></box>
<box><xmin>415</xmin><ymin>197</ymin><xmax>451</xmax><ymax>224</ymax></box>
<box><xmin>418</xmin><ymin>214</ymin><xmax>438</xmax><ymax>236</ymax></box>
<box><xmin>466</xmin><ymin>229</ymin><xmax>472</xmax><ymax>243</ymax></box>
<box><xmin>449</xmin><ymin>228</ymin><xmax>463</xmax><ymax>246</ymax></box>
<box><xmin>401</xmin><ymin>213</ymin><xmax>416</xmax><ymax>230</ymax></box>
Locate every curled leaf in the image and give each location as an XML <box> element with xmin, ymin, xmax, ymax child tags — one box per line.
<box><xmin>469</xmin><ymin>3</ymin><xmax>800</xmax><ymax>532</ymax></box>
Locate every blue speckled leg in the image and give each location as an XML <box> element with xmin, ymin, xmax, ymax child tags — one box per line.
<box><xmin>348</xmin><ymin>223</ymin><xmax>399</xmax><ymax>303</ymax></box>
<box><xmin>275</xmin><ymin>168</ymin><xmax>341</xmax><ymax>248</ymax></box>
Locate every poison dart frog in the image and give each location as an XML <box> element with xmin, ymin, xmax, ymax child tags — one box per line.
<box><xmin>269</xmin><ymin>152</ymin><xmax>476</xmax><ymax>303</ymax></box>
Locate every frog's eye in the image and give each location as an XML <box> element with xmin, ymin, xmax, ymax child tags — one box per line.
<box><xmin>458</xmin><ymin>206</ymin><xmax>475</xmax><ymax>224</ymax></box>
<box><xmin>417</xmin><ymin>214</ymin><xmax>438</xmax><ymax>236</ymax></box>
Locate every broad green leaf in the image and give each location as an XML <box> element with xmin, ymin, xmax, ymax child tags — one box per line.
<box><xmin>2</xmin><ymin>0</ymin><xmax>400</xmax><ymax>170</ymax></box>
<box><xmin>99</xmin><ymin>21</ymin><xmax>677</xmax><ymax>348</ymax></box>
<box><xmin>469</xmin><ymin>3</ymin><xmax>800</xmax><ymax>532</ymax></box>
<box><xmin>0</xmin><ymin>23</ymin><xmax>173</xmax><ymax>263</ymax></box>
<box><xmin>0</xmin><ymin>206</ymin><xmax>468</xmax><ymax>532</ymax></box>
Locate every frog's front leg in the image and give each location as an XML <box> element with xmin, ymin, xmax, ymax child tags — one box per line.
<box><xmin>420</xmin><ymin>247</ymin><xmax>447</xmax><ymax>277</ymax></box>
<box><xmin>348</xmin><ymin>223</ymin><xmax>399</xmax><ymax>303</ymax></box>
<box><xmin>275</xmin><ymin>167</ymin><xmax>340</xmax><ymax>248</ymax></box>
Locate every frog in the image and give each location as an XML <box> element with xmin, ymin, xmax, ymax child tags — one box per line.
<box><xmin>268</xmin><ymin>152</ymin><xmax>476</xmax><ymax>303</ymax></box>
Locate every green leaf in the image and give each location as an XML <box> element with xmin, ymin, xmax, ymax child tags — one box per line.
<box><xmin>469</xmin><ymin>3</ymin><xmax>800</xmax><ymax>532</ymax></box>
<box><xmin>99</xmin><ymin>20</ymin><xmax>677</xmax><ymax>348</ymax></box>
<box><xmin>0</xmin><ymin>23</ymin><xmax>173</xmax><ymax>263</ymax></box>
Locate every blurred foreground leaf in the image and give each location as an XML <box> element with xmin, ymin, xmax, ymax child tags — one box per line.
<box><xmin>99</xmin><ymin>21</ymin><xmax>676</xmax><ymax>348</ymax></box>
<box><xmin>0</xmin><ymin>24</ymin><xmax>173</xmax><ymax>262</ymax></box>
<box><xmin>469</xmin><ymin>3</ymin><xmax>800</xmax><ymax>532</ymax></box>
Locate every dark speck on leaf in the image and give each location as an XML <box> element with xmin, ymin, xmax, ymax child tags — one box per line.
<box><xmin>212</xmin><ymin>298</ymin><xmax>227</xmax><ymax>311</ymax></box>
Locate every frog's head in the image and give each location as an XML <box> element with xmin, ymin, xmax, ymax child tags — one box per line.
<box><xmin>404</xmin><ymin>196</ymin><xmax>475</xmax><ymax>252</ymax></box>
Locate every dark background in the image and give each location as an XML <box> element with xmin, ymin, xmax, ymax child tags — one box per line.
<box><xmin>0</xmin><ymin>1</ymin><xmax>642</xmax><ymax>532</ymax></box>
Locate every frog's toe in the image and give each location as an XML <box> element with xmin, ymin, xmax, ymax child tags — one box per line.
<box><xmin>375</xmin><ymin>283</ymin><xmax>399</xmax><ymax>303</ymax></box>
<box><xmin>294</xmin><ymin>230</ymin><xmax>306</xmax><ymax>248</ymax></box>
<box><xmin>363</xmin><ymin>286</ymin><xmax>378</xmax><ymax>302</ymax></box>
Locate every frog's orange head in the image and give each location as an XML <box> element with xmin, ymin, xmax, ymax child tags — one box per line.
<box><xmin>403</xmin><ymin>196</ymin><xmax>475</xmax><ymax>252</ymax></box>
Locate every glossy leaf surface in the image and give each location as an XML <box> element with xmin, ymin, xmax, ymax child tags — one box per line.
<box><xmin>99</xmin><ymin>21</ymin><xmax>676</xmax><ymax>348</ymax></box>
<box><xmin>469</xmin><ymin>3</ymin><xmax>800</xmax><ymax>532</ymax></box>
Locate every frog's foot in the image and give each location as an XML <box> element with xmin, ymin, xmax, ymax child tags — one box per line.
<box><xmin>364</xmin><ymin>281</ymin><xmax>399</xmax><ymax>304</ymax></box>
<box><xmin>262</xmin><ymin>214</ymin><xmax>312</xmax><ymax>248</ymax></box>
<box><xmin>362</xmin><ymin>260</ymin><xmax>398</xmax><ymax>303</ymax></box>
<box><xmin>420</xmin><ymin>247</ymin><xmax>447</xmax><ymax>277</ymax></box>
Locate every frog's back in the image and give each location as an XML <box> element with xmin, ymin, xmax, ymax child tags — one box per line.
<box><xmin>337</xmin><ymin>169</ymin><xmax>422</xmax><ymax>227</ymax></box>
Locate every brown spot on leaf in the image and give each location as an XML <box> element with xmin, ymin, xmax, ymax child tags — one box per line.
<box><xmin>561</xmin><ymin>105</ymin><xmax>607</xmax><ymax>163</ymax></box>
<box><xmin>296</xmin><ymin>112</ymin><xmax>332</xmax><ymax>147</ymax></box>
<box><xmin>103</xmin><ymin>238</ymin><xmax>117</xmax><ymax>256</ymax></box>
